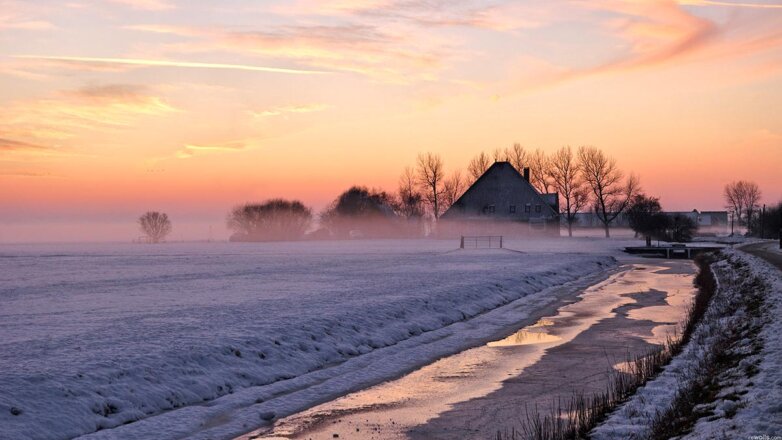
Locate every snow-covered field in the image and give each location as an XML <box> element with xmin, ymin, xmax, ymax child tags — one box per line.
<box><xmin>593</xmin><ymin>248</ymin><xmax>782</xmax><ymax>439</ymax></box>
<box><xmin>0</xmin><ymin>239</ymin><xmax>616</xmax><ymax>440</ymax></box>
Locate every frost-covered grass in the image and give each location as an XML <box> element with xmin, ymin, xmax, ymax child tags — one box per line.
<box><xmin>0</xmin><ymin>240</ymin><xmax>614</xmax><ymax>440</ymax></box>
<box><xmin>592</xmin><ymin>248</ymin><xmax>782</xmax><ymax>439</ymax></box>
<box><xmin>495</xmin><ymin>337</ymin><xmax>680</xmax><ymax>440</ymax></box>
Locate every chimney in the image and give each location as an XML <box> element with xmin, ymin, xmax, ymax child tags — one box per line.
<box><xmin>523</xmin><ymin>167</ymin><xmax>530</xmax><ymax>181</ymax></box>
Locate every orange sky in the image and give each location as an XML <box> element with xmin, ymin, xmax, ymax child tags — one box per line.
<box><xmin>1</xmin><ymin>0</ymin><xmax>781</xmax><ymax>241</ymax></box>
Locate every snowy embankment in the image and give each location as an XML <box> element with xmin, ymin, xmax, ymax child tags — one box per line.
<box><xmin>592</xmin><ymin>248</ymin><xmax>782</xmax><ymax>439</ymax></box>
<box><xmin>0</xmin><ymin>240</ymin><xmax>614</xmax><ymax>440</ymax></box>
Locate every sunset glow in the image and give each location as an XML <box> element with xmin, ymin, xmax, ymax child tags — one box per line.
<box><xmin>1</xmin><ymin>0</ymin><xmax>781</xmax><ymax>241</ymax></box>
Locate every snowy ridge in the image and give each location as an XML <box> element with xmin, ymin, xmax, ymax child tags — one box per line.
<box><xmin>0</xmin><ymin>241</ymin><xmax>613</xmax><ymax>440</ymax></box>
<box><xmin>683</xmin><ymin>250</ymin><xmax>782</xmax><ymax>439</ymax></box>
<box><xmin>592</xmin><ymin>248</ymin><xmax>782</xmax><ymax>439</ymax></box>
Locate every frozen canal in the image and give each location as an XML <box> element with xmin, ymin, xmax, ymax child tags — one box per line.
<box><xmin>0</xmin><ymin>240</ymin><xmax>615</xmax><ymax>440</ymax></box>
<box><xmin>243</xmin><ymin>260</ymin><xmax>696</xmax><ymax>440</ymax></box>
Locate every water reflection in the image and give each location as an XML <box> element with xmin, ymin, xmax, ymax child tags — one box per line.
<box><xmin>487</xmin><ymin>319</ymin><xmax>561</xmax><ymax>347</ymax></box>
<box><xmin>242</xmin><ymin>262</ymin><xmax>696</xmax><ymax>440</ymax></box>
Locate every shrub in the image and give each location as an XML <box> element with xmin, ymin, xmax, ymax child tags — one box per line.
<box><xmin>227</xmin><ymin>199</ymin><xmax>312</xmax><ymax>242</ymax></box>
<box><xmin>320</xmin><ymin>186</ymin><xmax>401</xmax><ymax>238</ymax></box>
<box><xmin>665</xmin><ymin>214</ymin><xmax>697</xmax><ymax>242</ymax></box>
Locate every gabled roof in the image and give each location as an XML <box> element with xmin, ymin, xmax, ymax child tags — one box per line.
<box><xmin>442</xmin><ymin>161</ymin><xmax>558</xmax><ymax>218</ymax></box>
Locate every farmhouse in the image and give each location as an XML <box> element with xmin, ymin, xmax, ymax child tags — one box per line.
<box><xmin>440</xmin><ymin>161</ymin><xmax>560</xmax><ymax>236</ymax></box>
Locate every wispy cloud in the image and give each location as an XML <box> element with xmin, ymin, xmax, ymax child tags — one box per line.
<box><xmin>250</xmin><ymin>104</ymin><xmax>330</xmax><ymax>117</ymax></box>
<box><xmin>128</xmin><ymin>23</ymin><xmax>447</xmax><ymax>82</ymax></box>
<box><xmin>49</xmin><ymin>83</ymin><xmax>177</xmax><ymax>123</ymax></box>
<box><xmin>275</xmin><ymin>0</ymin><xmax>551</xmax><ymax>31</ymax></box>
<box><xmin>678</xmin><ymin>0</ymin><xmax>782</xmax><ymax>8</ymax></box>
<box><xmin>0</xmin><ymin>137</ymin><xmax>80</xmax><ymax>160</ymax></box>
<box><xmin>602</xmin><ymin>0</ymin><xmax>718</xmax><ymax>69</ymax></box>
<box><xmin>0</xmin><ymin>3</ymin><xmax>55</xmax><ymax>33</ymax></box>
<box><xmin>0</xmin><ymin>84</ymin><xmax>178</xmax><ymax>159</ymax></box>
<box><xmin>106</xmin><ymin>0</ymin><xmax>175</xmax><ymax>11</ymax></box>
<box><xmin>0</xmin><ymin>60</ymin><xmax>52</xmax><ymax>80</ymax></box>
<box><xmin>0</xmin><ymin>170</ymin><xmax>60</xmax><ymax>178</ymax></box>
<box><xmin>0</xmin><ymin>137</ymin><xmax>52</xmax><ymax>151</ymax></box>
<box><xmin>68</xmin><ymin>83</ymin><xmax>163</xmax><ymax>102</ymax></box>
<box><xmin>500</xmin><ymin>0</ymin><xmax>722</xmax><ymax>94</ymax></box>
<box><xmin>123</xmin><ymin>24</ymin><xmax>200</xmax><ymax>36</ymax></box>
<box><xmin>175</xmin><ymin>141</ymin><xmax>254</xmax><ymax>159</ymax></box>
<box><xmin>13</xmin><ymin>55</ymin><xmax>331</xmax><ymax>75</ymax></box>
<box><xmin>0</xmin><ymin>19</ymin><xmax>55</xmax><ymax>30</ymax></box>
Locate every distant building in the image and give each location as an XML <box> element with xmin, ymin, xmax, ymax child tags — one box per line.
<box><xmin>567</xmin><ymin>209</ymin><xmax>729</xmax><ymax>233</ymax></box>
<box><xmin>440</xmin><ymin>161</ymin><xmax>559</xmax><ymax>236</ymax></box>
<box><xmin>569</xmin><ymin>211</ymin><xmax>630</xmax><ymax>228</ymax></box>
<box><xmin>667</xmin><ymin>210</ymin><xmax>729</xmax><ymax>234</ymax></box>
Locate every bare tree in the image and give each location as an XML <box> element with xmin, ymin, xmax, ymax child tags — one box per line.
<box><xmin>491</xmin><ymin>148</ymin><xmax>505</xmax><ymax>162</ymax></box>
<box><xmin>467</xmin><ymin>152</ymin><xmax>491</xmax><ymax>183</ymax></box>
<box><xmin>441</xmin><ymin>170</ymin><xmax>466</xmax><ymax>214</ymax></box>
<box><xmin>416</xmin><ymin>152</ymin><xmax>445</xmax><ymax>219</ymax></box>
<box><xmin>723</xmin><ymin>181</ymin><xmax>745</xmax><ymax>226</ymax></box>
<box><xmin>505</xmin><ymin>143</ymin><xmax>528</xmax><ymax>173</ymax></box>
<box><xmin>548</xmin><ymin>146</ymin><xmax>590</xmax><ymax>237</ymax></box>
<box><xmin>529</xmin><ymin>149</ymin><xmax>552</xmax><ymax>194</ymax></box>
<box><xmin>578</xmin><ymin>146</ymin><xmax>640</xmax><ymax>238</ymax></box>
<box><xmin>397</xmin><ymin>166</ymin><xmax>424</xmax><ymax>219</ymax></box>
<box><xmin>724</xmin><ymin>180</ymin><xmax>762</xmax><ymax>231</ymax></box>
<box><xmin>138</xmin><ymin>211</ymin><xmax>172</xmax><ymax>243</ymax></box>
<box><xmin>743</xmin><ymin>181</ymin><xmax>762</xmax><ymax>232</ymax></box>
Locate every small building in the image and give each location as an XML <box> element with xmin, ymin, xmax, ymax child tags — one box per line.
<box><xmin>440</xmin><ymin>161</ymin><xmax>560</xmax><ymax>236</ymax></box>
<box><xmin>567</xmin><ymin>209</ymin><xmax>729</xmax><ymax>234</ymax></box>
<box><xmin>694</xmin><ymin>211</ymin><xmax>729</xmax><ymax>230</ymax></box>
<box><xmin>666</xmin><ymin>210</ymin><xmax>729</xmax><ymax>234</ymax></box>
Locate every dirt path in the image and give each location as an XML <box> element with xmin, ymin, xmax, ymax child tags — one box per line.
<box><xmin>243</xmin><ymin>259</ymin><xmax>696</xmax><ymax>440</ymax></box>
<box><xmin>740</xmin><ymin>241</ymin><xmax>782</xmax><ymax>271</ymax></box>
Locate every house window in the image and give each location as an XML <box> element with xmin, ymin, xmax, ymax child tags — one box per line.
<box><xmin>488</xmin><ymin>205</ymin><xmax>496</xmax><ymax>214</ymax></box>
<box><xmin>535</xmin><ymin>204</ymin><xmax>541</xmax><ymax>213</ymax></box>
<box><xmin>524</xmin><ymin>204</ymin><xmax>531</xmax><ymax>213</ymax></box>
<box><xmin>509</xmin><ymin>205</ymin><xmax>516</xmax><ymax>214</ymax></box>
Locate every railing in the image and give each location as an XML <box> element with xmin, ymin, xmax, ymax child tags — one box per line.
<box><xmin>460</xmin><ymin>235</ymin><xmax>503</xmax><ymax>249</ymax></box>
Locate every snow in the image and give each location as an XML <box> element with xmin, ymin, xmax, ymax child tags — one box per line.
<box><xmin>692</xmin><ymin>235</ymin><xmax>766</xmax><ymax>246</ymax></box>
<box><xmin>592</xmin><ymin>247</ymin><xmax>782</xmax><ymax>439</ymax></box>
<box><xmin>0</xmin><ymin>239</ymin><xmax>615</xmax><ymax>440</ymax></box>
<box><xmin>683</xmin><ymin>250</ymin><xmax>782</xmax><ymax>439</ymax></box>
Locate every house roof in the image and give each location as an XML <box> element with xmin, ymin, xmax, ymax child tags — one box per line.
<box><xmin>442</xmin><ymin>161</ymin><xmax>559</xmax><ymax>219</ymax></box>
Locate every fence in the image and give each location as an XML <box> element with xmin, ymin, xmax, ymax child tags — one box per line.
<box><xmin>460</xmin><ymin>235</ymin><xmax>503</xmax><ymax>249</ymax></box>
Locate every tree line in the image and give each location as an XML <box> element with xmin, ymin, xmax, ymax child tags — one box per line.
<box><xmin>134</xmin><ymin>145</ymin><xmax>777</xmax><ymax>243</ymax></box>
<box><xmin>135</xmin><ymin>145</ymin><xmax>641</xmax><ymax>242</ymax></box>
<box><xmin>216</xmin><ymin>145</ymin><xmax>642</xmax><ymax>241</ymax></box>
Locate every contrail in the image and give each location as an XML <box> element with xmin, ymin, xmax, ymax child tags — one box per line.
<box><xmin>679</xmin><ymin>0</ymin><xmax>782</xmax><ymax>8</ymax></box>
<box><xmin>14</xmin><ymin>55</ymin><xmax>330</xmax><ymax>75</ymax></box>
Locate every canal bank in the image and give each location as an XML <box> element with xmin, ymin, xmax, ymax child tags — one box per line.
<box><xmin>243</xmin><ymin>259</ymin><xmax>697</xmax><ymax>440</ymax></box>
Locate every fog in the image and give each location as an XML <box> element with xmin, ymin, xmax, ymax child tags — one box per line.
<box><xmin>0</xmin><ymin>219</ymin><xmax>227</xmax><ymax>243</ymax></box>
<box><xmin>0</xmin><ymin>217</ymin><xmax>645</xmax><ymax>245</ymax></box>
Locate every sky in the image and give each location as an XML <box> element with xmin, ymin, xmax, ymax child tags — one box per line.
<box><xmin>1</xmin><ymin>0</ymin><xmax>781</xmax><ymax>242</ymax></box>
